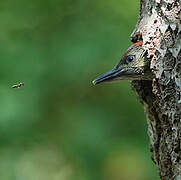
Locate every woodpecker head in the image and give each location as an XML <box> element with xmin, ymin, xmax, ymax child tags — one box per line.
<box><xmin>92</xmin><ymin>41</ymin><xmax>153</xmax><ymax>85</ymax></box>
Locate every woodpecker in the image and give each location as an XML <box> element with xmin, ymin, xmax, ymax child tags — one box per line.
<box><xmin>93</xmin><ymin>41</ymin><xmax>153</xmax><ymax>85</ymax></box>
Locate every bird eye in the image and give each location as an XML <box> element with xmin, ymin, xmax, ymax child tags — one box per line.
<box><xmin>126</xmin><ymin>55</ymin><xmax>135</xmax><ymax>64</ymax></box>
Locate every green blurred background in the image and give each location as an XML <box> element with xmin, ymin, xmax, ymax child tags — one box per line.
<box><xmin>0</xmin><ymin>0</ymin><xmax>159</xmax><ymax>179</ymax></box>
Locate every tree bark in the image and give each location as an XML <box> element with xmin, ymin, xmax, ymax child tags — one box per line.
<box><xmin>130</xmin><ymin>0</ymin><xmax>181</xmax><ymax>179</ymax></box>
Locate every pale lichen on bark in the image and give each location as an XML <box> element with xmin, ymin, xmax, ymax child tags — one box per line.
<box><xmin>131</xmin><ymin>0</ymin><xmax>181</xmax><ymax>179</ymax></box>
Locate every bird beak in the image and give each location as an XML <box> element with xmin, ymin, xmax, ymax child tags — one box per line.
<box><xmin>92</xmin><ymin>68</ymin><xmax>120</xmax><ymax>85</ymax></box>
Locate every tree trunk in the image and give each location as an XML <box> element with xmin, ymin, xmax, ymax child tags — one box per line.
<box><xmin>130</xmin><ymin>0</ymin><xmax>181</xmax><ymax>179</ymax></box>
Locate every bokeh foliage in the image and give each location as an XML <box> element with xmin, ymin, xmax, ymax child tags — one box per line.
<box><xmin>0</xmin><ymin>0</ymin><xmax>159</xmax><ymax>179</ymax></box>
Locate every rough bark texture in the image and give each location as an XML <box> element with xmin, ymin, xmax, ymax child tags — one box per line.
<box><xmin>130</xmin><ymin>0</ymin><xmax>181</xmax><ymax>179</ymax></box>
